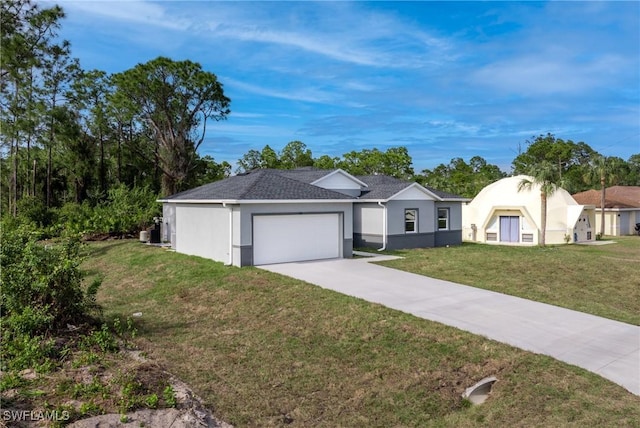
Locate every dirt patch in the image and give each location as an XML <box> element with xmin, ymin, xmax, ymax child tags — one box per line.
<box><xmin>0</xmin><ymin>344</ymin><xmax>232</xmax><ymax>428</ymax></box>
<box><xmin>68</xmin><ymin>371</ymin><xmax>232</xmax><ymax>428</ymax></box>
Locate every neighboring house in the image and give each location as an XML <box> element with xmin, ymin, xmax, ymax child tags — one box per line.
<box><xmin>572</xmin><ymin>186</ymin><xmax>640</xmax><ymax>236</ymax></box>
<box><xmin>159</xmin><ymin>168</ymin><xmax>467</xmax><ymax>266</ymax></box>
<box><xmin>462</xmin><ymin>175</ymin><xmax>596</xmax><ymax>245</ymax></box>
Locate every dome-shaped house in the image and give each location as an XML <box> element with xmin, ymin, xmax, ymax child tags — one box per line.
<box><xmin>462</xmin><ymin>175</ymin><xmax>595</xmax><ymax>245</ymax></box>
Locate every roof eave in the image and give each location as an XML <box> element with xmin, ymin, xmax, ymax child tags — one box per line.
<box><xmin>161</xmin><ymin>198</ymin><xmax>354</xmax><ymax>204</ymax></box>
<box><xmin>440</xmin><ymin>197</ymin><xmax>472</xmax><ymax>202</ymax></box>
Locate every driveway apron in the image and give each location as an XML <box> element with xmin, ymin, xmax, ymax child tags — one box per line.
<box><xmin>259</xmin><ymin>257</ymin><xmax>640</xmax><ymax>395</ymax></box>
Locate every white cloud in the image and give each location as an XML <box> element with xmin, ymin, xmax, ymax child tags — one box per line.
<box><xmin>223</xmin><ymin>77</ymin><xmax>336</xmax><ymax>104</ymax></box>
<box><xmin>58</xmin><ymin>0</ymin><xmax>189</xmax><ymax>31</ymax></box>
<box><xmin>195</xmin><ymin>2</ymin><xmax>454</xmax><ymax>69</ymax></box>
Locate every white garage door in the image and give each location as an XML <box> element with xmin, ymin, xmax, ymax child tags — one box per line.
<box><xmin>253</xmin><ymin>213</ymin><xmax>341</xmax><ymax>265</ymax></box>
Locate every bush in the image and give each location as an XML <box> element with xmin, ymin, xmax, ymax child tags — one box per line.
<box><xmin>56</xmin><ymin>185</ymin><xmax>161</xmax><ymax>237</ymax></box>
<box><xmin>100</xmin><ymin>184</ymin><xmax>161</xmax><ymax>235</ymax></box>
<box><xmin>16</xmin><ymin>196</ymin><xmax>57</xmax><ymax>228</ymax></box>
<box><xmin>56</xmin><ymin>201</ymin><xmax>98</xmax><ymax>236</ymax></box>
<box><xmin>0</xmin><ymin>226</ymin><xmax>100</xmax><ymax>333</ymax></box>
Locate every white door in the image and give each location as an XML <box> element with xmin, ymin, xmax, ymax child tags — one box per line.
<box><xmin>253</xmin><ymin>213</ymin><xmax>341</xmax><ymax>265</ymax></box>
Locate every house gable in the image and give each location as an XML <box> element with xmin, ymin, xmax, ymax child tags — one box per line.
<box><xmin>388</xmin><ymin>183</ymin><xmax>438</xmax><ymax>201</ymax></box>
<box><xmin>311</xmin><ymin>169</ymin><xmax>367</xmax><ymax>197</ymax></box>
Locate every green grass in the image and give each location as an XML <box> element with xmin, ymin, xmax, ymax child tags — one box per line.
<box><xmin>377</xmin><ymin>236</ymin><xmax>640</xmax><ymax>325</ymax></box>
<box><xmin>83</xmin><ymin>241</ymin><xmax>640</xmax><ymax>427</ymax></box>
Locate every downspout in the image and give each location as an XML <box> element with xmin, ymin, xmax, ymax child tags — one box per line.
<box><xmin>223</xmin><ymin>203</ymin><xmax>233</xmax><ymax>266</ymax></box>
<box><xmin>378</xmin><ymin>201</ymin><xmax>387</xmax><ymax>251</ymax></box>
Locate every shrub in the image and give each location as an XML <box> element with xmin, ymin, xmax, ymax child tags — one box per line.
<box><xmin>0</xmin><ymin>223</ymin><xmax>102</xmax><ymax>370</ymax></box>
<box><xmin>56</xmin><ymin>185</ymin><xmax>161</xmax><ymax>237</ymax></box>
<box><xmin>100</xmin><ymin>184</ymin><xmax>161</xmax><ymax>235</ymax></box>
<box><xmin>56</xmin><ymin>201</ymin><xmax>98</xmax><ymax>236</ymax></box>
<box><xmin>16</xmin><ymin>196</ymin><xmax>57</xmax><ymax>228</ymax></box>
<box><xmin>0</xmin><ymin>226</ymin><xmax>100</xmax><ymax>333</ymax></box>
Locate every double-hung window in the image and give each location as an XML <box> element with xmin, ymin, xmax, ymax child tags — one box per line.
<box><xmin>437</xmin><ymin>208</ymin><xmax>449</xmax><ymax>230</ymax></box>
<box><xmin>405</xmin><ymin>209</ymin><xmax>417</xmax><ymax>233</ymax></box>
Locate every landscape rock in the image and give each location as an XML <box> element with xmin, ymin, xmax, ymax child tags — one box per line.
<box><xmin>68</xmin><ymin>407</ymin><xmax>232</xmax><ymax>428</ymax></box>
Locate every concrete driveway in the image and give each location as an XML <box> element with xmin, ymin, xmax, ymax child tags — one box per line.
<box><xmin>259</xmin><ymin>256</ymin><xmax>640</xmax><ymax>395</ymax></box>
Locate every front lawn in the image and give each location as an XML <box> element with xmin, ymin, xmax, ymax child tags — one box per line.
<box><xmin>378</xmin><ymin>236</ymin><xmax>640</xmax><ymax>325</ymax></box>
<box><xmin>83</xmin><ymin>241</ymin><xmax>639</xmax><ymax>427</ymax></box>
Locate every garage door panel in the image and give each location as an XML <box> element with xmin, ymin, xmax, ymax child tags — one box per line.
<box><xmin>253</xmin><ymin>214</ymin><xmax>341</xmax><ymax>265</ymax></box>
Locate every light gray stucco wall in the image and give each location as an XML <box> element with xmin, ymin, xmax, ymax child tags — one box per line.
<box><xmin>434</xmin><ymin>202</ymin><xmax>463</xmax><ymax>246</ymax></box>
<box><xmin>354</xmin><ymin>203</ymin><xmax>383</xmax><ymax>235</ymax></box>
<box><xmin>619</xmin><ymin>211</ymin><xmax>630</xmax><ymax>235</ymax></box>
<box><xmin>332</xmin><ymin>188</ymin><xmax>362</xmax><ymax>197</ymax></box>
<box><xmin>354</xmin><ymin>200</ymin><xmax>463</xmax><ymax>249</ymax></box>
<box><xmin>435</xmin><ymin>201</ymin><xmax>462</xmax><ymax>231</ymax></box>
<box><xmin>162</xmin><ymin>203</ymin><xmax>176</xmax><ymax>247</ymax></box>
<box><xmin>386</xmin><ymin>200</ymin><xmax>436</xmax><ymax>235</ymax></box>
<box><xmin>175</xmin><ymin>203</ymin><xmax>230</xmax><ymax>263</ymax></box>
<box><xmin>237</xmin><ymin>202</ymin><xmax>354</xmax><ymax>266</ymax></box>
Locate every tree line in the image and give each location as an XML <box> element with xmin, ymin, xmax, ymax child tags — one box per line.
<box><xmin>1</xmin><ymin>0</ymin><xmax>230</xmax><ymax>219</ymax></box>
<box><xmin>2</xmin><ymin>0</ymin><xmax>638</xmax><ymax>229</ymax></box>
<box><xmin>237</xmin><ymin>136</ymin><xmax>639</xmax><ymax>199</ymax></box>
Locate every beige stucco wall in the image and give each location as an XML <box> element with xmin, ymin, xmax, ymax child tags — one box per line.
<box><xmin>593</xmin><ymin>209</ymin><xmax>640</xmax><ymax>236</ymax></box>
<box><xmin>462</xmin><ymin>175</ymin><xmax>594</xmax><ymax>245</ymax></box>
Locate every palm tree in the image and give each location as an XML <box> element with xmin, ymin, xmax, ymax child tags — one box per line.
<box><xmin>584</xmin><ymin>155</ymin><xmax>619</xmax><ymax>237</ymax></box>
<box><xmin>518</xmin><ymin>161</ymin><xmax>563</xmax><ymax>246</ymax></box>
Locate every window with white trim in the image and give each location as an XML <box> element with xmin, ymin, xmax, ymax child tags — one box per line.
<box><xmin>437</xmin><ymin>208</ymin><xmax>449</xmax><ymax>230</ymax></box>
<box><xmin>405</xmin><ymin>209</ymin><xmax>417</xmax><ymax>233</ymax></box>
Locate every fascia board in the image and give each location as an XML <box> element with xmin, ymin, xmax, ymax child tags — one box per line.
<box><xmin>439</xmin><ymin>197</ymin><xmax>472</xmax><ymax>202</ymax></box>
<box><xmin>162</xmin><ymin>199</ymin><xmax>354</xmax><ymax>204</ymax></box>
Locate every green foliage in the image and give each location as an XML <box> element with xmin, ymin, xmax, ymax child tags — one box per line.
<box><xmin>190</xmin><ymin>155</ymin><xmax>231</xmax><ymax>186</ymax></box>
<box><xmin>280</xmin><ymin>140</ymin><xmax>314</xmax><ymax>169</ymax></box>
<box><xmin>163</xmin><ymin>385</ymin><xmax>177</xmax><ymax>408</ymax></box>
<box><xmin>16</xmin><ymin>196</ymin><xmax>57</xmax><ymax>228</ymax></box>
<box><xmin>0</xmin><ymin>371</ymin><xmax>27</xmax><ymax>392</ymax></box>
<box><xmin>111</xmin><ymin>56</ymin><xmax>231</xmax><ymax>196</ymax></box>
<box><xmin>56</xmin><ymin>184</ymin><xmax>160</xmax><ymax>236</ymax></box>
<box><xmin>0</xmin><ymin>223</ymin><xmax>102</xmax><ymax>371</ymax></box>
<box><xmin>81</xmin><ymin>324</ymin><xmax>119</xmax><ymax>353</ymax></box>
<box><xmin>0</xmin><ymin>226</ymin><xmax>100</xmax><ymax>333</ymax></box>
<box><xmin>79</xmin><ymin>400</ymin><xmax>104</xmax><ymax>417</ymax></box>
<box><xmin>0</xmin><ymin>334</ymin><xmax>56</xmax><ymax>372</ymax></box>
<box><xmin>418</xmin><ymin>156</ymin><xmax>506</xmax><ymax>198</ymax></box>
<box><xmin>145</xmin><ymin>393</ymin><xmax>159</xmax><ymax>409</ymax></box>
<box><xmin>338</xmin><ymin>146</ymin><xmax>414</xmax><ymax>179</ymax></box>
<box><xmin>117</xmin><ymin>376</ymin><xmax>146</xmax><ymax>412</ymax></box>
<box><xmin>237</xmin><ymin>144</ymin><xmax>415</xmax><ymax>179</ymax></box>
<box><xmin>313</xmin><ymin>154</ymin><xmax>340</xmax><ymax>170</ymax></box>
<box><xmin>99</xmin><ymin>184</ymin><xmax>161</xmax><ymax>234</ymax></box>
<box><xmin>72</xmin><ymin>378</ymin><xmax>109</xmax><ymax>400</ymax></box>
<box><xmin>512</xmin><ymin>134</ymin><xmax>595</xmax><ymax>193</ymax></box>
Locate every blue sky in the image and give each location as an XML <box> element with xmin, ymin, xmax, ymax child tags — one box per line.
<box><xmin>51</xmin><ymin>1</ymin><xmax>639</xmax><ymax>172</ymax></box>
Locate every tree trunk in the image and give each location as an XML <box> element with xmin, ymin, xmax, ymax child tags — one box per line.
<box><xmin>600</xmin><ymin>176</ymin><xmax>606</xmax><ymax>236</ymax></box>
<box><xmin>47</xmin><ymin>145</ymin><xmax>52</xmax><ymax>208</ymax></box>
<box><xmin>99</xmin><ymin>131</ymin><xmax>106</xmax><ymax>195</ymax></box>
<box><xmin>540</xmin><ymin>191</ymin><xmax>547</xmax><ymax>246</ymax></box>
<box><xmin>10</xmin><ymin>140</ymin><xmax>18</xmax><ymax>216</ymax></box>
<box><xmin>32</xmin><ymin>159</ymin><xmax>37</xmax><ymax>197</ymax></box>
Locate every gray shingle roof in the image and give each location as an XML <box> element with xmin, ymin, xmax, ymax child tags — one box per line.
<box><xmin>356</xmin><ymin>175</ymin><xmax>412</xmax><ymax>199</ymax></box>
<box><xmin>275</xmin><ymin>168</ymin><xmax>334</xmax><ymax>184</ymax></box>
<box><xmin>165</xmin><ymin>168</ymin><xmax>466</xmax><ymax>202</ymax></box>
<box><xmin>166</xmin><ymin>169</ymin><xmax>353</xmax><ymax>200</ymax></box>
<box><xmin>355</xmin><ymin>175</ymin><xmax>466</xmax><ymax>200</ymax></box>
<box><xmin>424</xmin><ymin>187</ymin><xmax>467</xmax><ymax>200</ymax></box>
